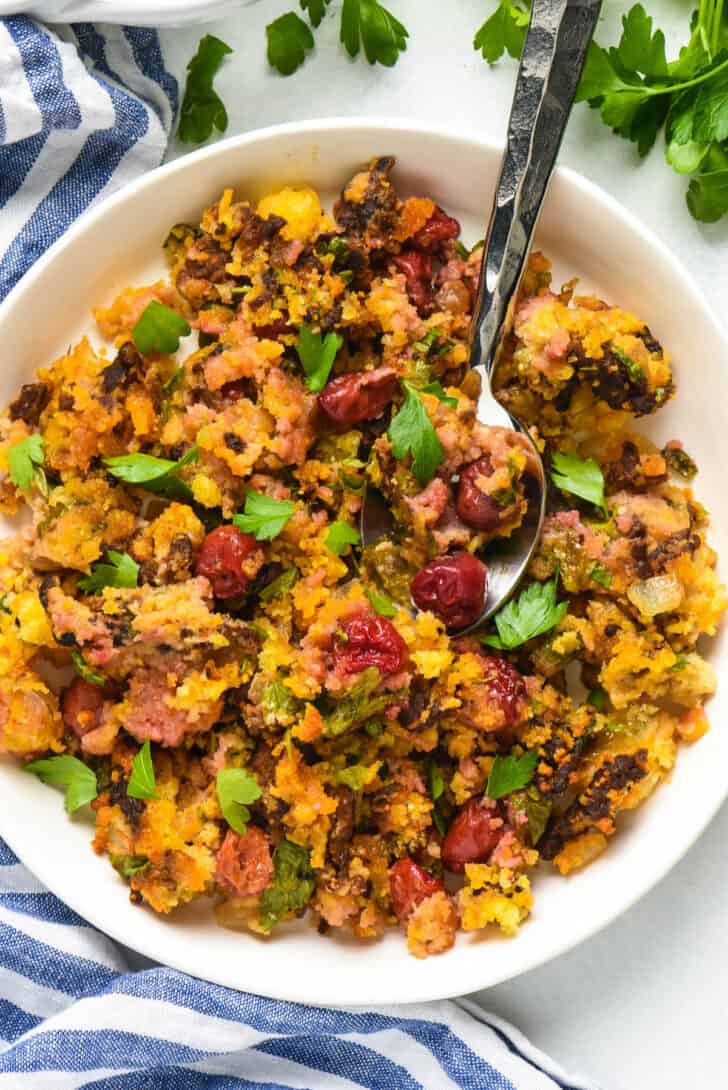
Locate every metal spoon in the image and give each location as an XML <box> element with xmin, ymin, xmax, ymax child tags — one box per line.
<box><xmin>361</xmin><ymin>0</ymin><xmax>602</xmax><ymax>628</ymax></box>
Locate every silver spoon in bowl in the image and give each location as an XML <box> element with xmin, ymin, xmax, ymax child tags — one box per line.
<box><xmin>361</xmin><ymin>0</ymin><xmax>602</xmax><ymax>629</ymax></box>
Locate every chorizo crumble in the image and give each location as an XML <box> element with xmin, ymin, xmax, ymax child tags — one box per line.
<box><xmin>0</xmin><ymin>158</ymin><xmax>723</xmax><ymax>958</ymax></box>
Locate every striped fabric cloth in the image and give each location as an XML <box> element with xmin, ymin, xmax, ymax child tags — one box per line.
<box><xmin>0</xmin><ymin>17</ymin><xmax>598</xmax><ymax>1089</ymax></box>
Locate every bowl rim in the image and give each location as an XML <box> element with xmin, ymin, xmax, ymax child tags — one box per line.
<box><xmin>1</xmin><ymin>116</ymin><xmax>726</xmax><ymax>1005</ymax></box>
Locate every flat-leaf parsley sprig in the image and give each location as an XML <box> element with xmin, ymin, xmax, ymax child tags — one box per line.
<box><xmin>387</xmin><ymin>381</ymin><xmax>453</xmax><ymax>486</ymax></box>
<box><xmin>234</xmin><ymin>491</ymin><xmax>295</xmax><ymax>541</ymax></box>
<box><xmin>266</xmin><ymin>0</ymin><xmax>408</xmax><ymax>76</ymax></box>
<box><xmin>178</xmin><ymin>35</ymin><xmax>233</xmax><ymax>145</ymax></box>
<box><xmin>481</xmin><ymin>574</ymin><xmax>568</xmax><ymax>650</ymax></box>
<box><xmin>8</xmin><ymin>434</ymin><xmax>47</xmax><ymax>496</ymax></box>
<box><xmin>474</xmin><ymin>0</ymin><xmax>728</xmax><ymax>223</ymax></box>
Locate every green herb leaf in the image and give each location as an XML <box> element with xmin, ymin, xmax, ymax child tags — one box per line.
<box><xmin>259</xmin><ymin>567</ymin><xmax>299</xmax><ymax>602</ymax></box>
<box><xmin>78</xmin><ymin>550</ymin><xmax>139</xmax><ymax>594</ymax></box>
<box><xmin>614</xmin><ymin>3</ymin><xmax>667</xmax><ymax>78</ymax></box>
<box><xmin>587</xmin><ymin>686</ymin><xmax>608</xmax><ymax>710</ymax></box>
<box><xmin>233</xmin><ymin>491</ymin><xmax>295</xmax><ymax>541</ymax></box>
<box><xmin>473</xmin><ymin>0</ymin><xmax>528</xmax><ymax>64</ymax></box>
<box><xmin>133</xmin><ymin>301</ymin><xmax>191</xmax><ymax>356</ymax></box>
<box><xmin>388</xmin><ymin>382</ymin><xmax>444</xmax><ymax>486</ymax></box>
<box><xmin>110</xmin><ymin>854</ymin><xmax>150</xmax><ymax>881</ymax></box>
<box><xmin>258</xmin><ymin>839</ymin><xmax>315</xmax><ymax>930</ymax></box>
<box><xmin>482</xmin><ymin>576</ymin><xmax>568</xmax><ymax>650</ymax></box>
<box><xmin>590</xmin><ymin>562</ymin><xmax>613</xmax><ymax>588</ymax></box>
<box><xmin>324</xmin><ymin>667</ymin><xmax>391</xmax><ymax>736</ymax></box>
<box><xmin>550</xmin><ymin>451</ymin><xmax>606</xmax><ymax>511</ymax></box>
<box><xmin>104</xmin><ymin>446</ymin><xmax>198</xmax><ymax>503</ymax></box>
<box><xmin>340</xmin><ymin>0</ymin><xmax>408</xmax><ymax>66</ymax></box>
<box><xmin>8</xmin><ymin>434</ymin><xmax>46</xmax><ymax>494</ymax></box>
<box><xmin>267</xmin><ymin>12</ymin><xmax>315</xmax><ymax>75</ymax></box>
<box><xmin>301</xmin><ymin>0</ymin><xmax>331</xmax><ymax>26</ymax></box>
<box><xmin>178</xmin><ymin>35</ymin><xmax>233</xmax><ymax>144</ymax></box>
<box><xmin>326</xmin><ymin>520</ymin><xmax>360</xmax><ymax>555</ymax></box>
<box><xmin>365</xmin><ymin>588</ymin><xmax>397</xmax><ymax>617</ymax></box>
<box><xmin>485</xmin><ymin>751</ymin><xmax>538</xmax><ymax>799</ymax></box>
<box><xmin>337</xmin><ymin>763</ymin><xmax>372</xmax><ymax>790</ymax></box>
<box><xmin>127</xmin><ymin>740</ymin><xmax>157</xmax><ymax>800</ymax></box>
<box><xmin>295</xmin><ymin>326</ymin><xmax>343</xmax><ymax>392</ymax></box>
<box><xmin>428</xmin><ymin>762</ymin><xmax>445</xmax><ymax>802</ymax></box>
<box><xmin>420</xmin><ymin>381</ymin><xmax>458</xmax><ymax>408</ymax></box>
<box><xmin>71</xmin><ymin>650</ymin><xmax>105</xmax><ymax>686</ymax></box>
<box><xmin>25</xmin><ymin>754</ymin><xmax>98</xmax><ymax>814</ymax></box>
<box><xmin>216</xmin><ymin>768</ymin><xmax>262</xmax><ymax>835</ymax></box>
<box><xmin>510</xmin><ymin>786</ymin><xmax>552</xmax><ymax>845</ymax></box>
<box><xmin>687</xmin><ymin>164</ymin><xmax>728</xmax><ymax>221</ymax></box>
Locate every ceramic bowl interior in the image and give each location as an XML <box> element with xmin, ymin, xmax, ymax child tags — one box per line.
<box><xmin>0</xmin><ymin>120</ymin><xmax>725</xmax><ymax>1006</ymax></box>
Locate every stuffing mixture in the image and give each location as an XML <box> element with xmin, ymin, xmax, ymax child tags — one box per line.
<box><xmin>0</xmin><ymin>157</ymin><xmax>723</xmax><ymax>958</ymax></box>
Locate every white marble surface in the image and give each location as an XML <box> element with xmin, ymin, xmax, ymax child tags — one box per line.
<box><xmin>159</xmin><ymin>3</ymin><xmax>728</xmax><ymax>1085</ymax></box>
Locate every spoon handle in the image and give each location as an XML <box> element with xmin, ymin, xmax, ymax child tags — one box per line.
<box><xmin>470</xmin><ymin>0</ymin><xmax>602</xmax><ymax>377</ymax></box>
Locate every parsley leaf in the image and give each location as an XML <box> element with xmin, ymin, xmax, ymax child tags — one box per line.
<box><xmin>365</xmin><ymin>587</ymin><xmax>397</xmax><ymax>617</ymax></box>
<box><xmin>133</xmin><ymin>301</ymin><xmax>191</xmax><ymax>356</ymax></box>
<box><xmin>482</xmin><ymin>576</ymin><xmax>567</xmax><ymax>650</ymax></box>
<box><xmin>178</xmin><ymin>35</ymin><xmax>233</xmax><ymax>145</ymax></box>
<box><xmin>78</xmin><ymin>551</ymin><xmax>139</xmax><ymax>594</ymax></box>
<box><xmin>473</xmin><ymin>0</ymin><xmax>528</xmax><ymax>64</ymax></box>
<box><xmin>486</xmin><ymin>751</ymin><xmax>538</xmax><ymax>799</ymax></box>
<box><xmin>687</xmin><ymin>162</ymin><xmax>728</xmax><ymax>221</ymax></box>
<box><xmin>8</xmin><ymin>434</ymin><xmax>46</xmax><ymax>495</ymax></box>
<box><xmin>127</xmin><ymin>740</ymin><xmax>157</xmax><ymax>800</ymax></box>
<box><xmin>301</xmin><ymin>0</ymin><xmax>331</xmax><ymax>27</ymax></box>
<box><xmin>216</xmin><ymin>768</ymin><xmax>262</xmax><ymax>835</ymax></box>
<box><xmin>428</xmin><ymin>762</ymin><xmax>445</xmax><ymax>802</ymax></box>
<box><xmin>550</xmin><ymin>451</ymin><xmax>606</xmax><ymax>512</ymax></box>
<box><xmin>259</xmin><ymin>839</ymin><xmax>316</xmax><ymax>930</ymax></box>
<box><xmin>104</xmin><ymin>446</ymin><xmax>198</xmax><ymax>503</ymax></box>
<box><xmin>340</xmin><ymin>0</ymin><xmax>408</xmax><ymax>67</ymax></box>
<box><xmin>233</xmin><ymin>491</ymin><xmax>295</xmax><ymax>541</ymax></box>
<box><xmin>326</xmin><ymin>520</ymin><xmax>360</xmax><ymax>555</ymax></box>
<box><xmin>25</xmin><ymin>755</ymin><xmax>98</xmax><ymax>814</ymax></box>
<box><xmin>71</xmin><ymin>650</ymin><xmax>105</xmax><ymax>686</ymax></box>
<box><xmin>590</xmin><ymin>563</ymin><xmax>613</xmax><ymax>588</ymax></box>
<box><xmin>420</xmin><ymin>381</ymin><xmax>458</xmax><ymax>408</ymax></box>
<box><xmin>388</xmin><ymin>382</ymin><xmax>444</xmax><ymax>486</ymax></box>
<box><xmin>267</xmin><ymin>12</ymin><xmax>315</xmax><ymax>75</ymax></box>
<box><xmin>295</xmin><ymin>326</ymin><xmax>343</xmax><ymax>392</ymax></box>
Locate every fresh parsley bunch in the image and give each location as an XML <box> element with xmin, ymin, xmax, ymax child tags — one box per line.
<box><xmin>475</xmin><ymin>0</ymin><xmax>728</xmax><ymax>222</ymax></box>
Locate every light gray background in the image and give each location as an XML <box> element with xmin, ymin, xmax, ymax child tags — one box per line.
<box><xmin>159</xmin><ymin>3</ymin><xmax>728</xmax><ymax>1086</ymax></box>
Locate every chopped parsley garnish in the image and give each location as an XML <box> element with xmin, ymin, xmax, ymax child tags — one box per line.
<box><xmin>295</xmin><ymin>326</ymin><xmax>343</xmax><ymax>392</ymax></box>
<box><xmin>110</xmin><ymin>854</ymin><xmax>150</xmax><ymax>881</ymax></box>
<box><xmin>103</xmin><ymin>446</ymin><xmax>198</xmax><ymax>503</ymax></box>
<box><xmin>216</xmin><ymin>768</ymin><xmax>262</xmax><ymax>835</ymax></box>
<box><xmin>78</xmin><ymin>551</ymin><xmax>139</xmax><ymax>594</ymax></box>
<box><xmin>8</xmin><ymin>434</ymin><xmax>46</xmax><ymax>495</ymax></box>
<box><xmin>25</xmin><ymin>754</ymin><xmax>98</xmax><ymax>814</ymax></box>
<box><xmin>365</xmin><ymin>588</ymin><xmax>398</xmax><ymax>617</ymax></box>
<box><xmin>127</xmin><ymin>740</ymin><xmax>157</xmax><ymax>800</ymax></box>
<box><xmin>233</xmin><ymin>491</ymin><xmax>295</xmax><ymax>541</ymax></box>
<box><xmin>486</xmin><ymin>751</ymin><xmax>538</xmax><ymax>799</ymax></box>
<box><xmin>482</xmin><ymin>575</ymin><xmax>568</xmax><ymax>650</ymax></box>
<box><xmin>326</xmin><ymin>520</ymin><xmax>360</xmax><ymax>555</ymax></box>
<box><xmin>428</xmin><ymin>761</ymin><xmax>445</xmax><ymax>802</ymax></box>
<box><xmin>71</xmin><ymin>650</ymin><xmax>105</xmax><ymax>686</ymax></box>
<box><xmin>267</xmin><ymin>12</ymin><xmax>315</xmax><ymax>75</ymax></box>
<box><xmin>260</xmin><ymin>567</ymin><xmax>299</xmax><ymax>602</ymax></box>
<box><xmin>587</xmin><ymin>686</ymin><xmax>608</xmax><ymax>710</ymax></box>
<box><xmin>132</xmin><ymin>301</ymin><xmax>191</xmax><ymax>355</ymax></box>
<box><xmin>337</xmin><ymin>763</ymin><xmax>373</xmax><ymax>791</ymax></box>
<box><xmin>550</xmin><ymin>451</ymin><xmax>606</xmax><ymax>512</ymax></box>
<box><xmin>258</xmin><ymin>840</ymin><xmax>316</xmax><ymax>930</ymax></box>
<box><xmin>590</xmin><ymin>563</ymin><xmax>613</xmax><ymax>588</ymax></box>
<box><xmin>388</xmin><ymin>382</ymin><xmax>445</xmax><ymax>485</ymax></box>
<box><xmin>178</xmin><ymin>35</ymin><xmax>233</xmax><ymax>145</ymax></box>
<box><xmin>340</xmin><ymin>0</ymin><xmax>408</xmax><ymax>66</ymax></box>
<box><xmin>611</xmin><ymin>345</ymin><xmax>645</xmax><ymax>384</ymax></box>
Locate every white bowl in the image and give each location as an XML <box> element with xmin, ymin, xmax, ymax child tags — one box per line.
<box><xmin>0</xmin><ymin>119</ymin><xmax>725</xmax><ymax>1006</ymax></box>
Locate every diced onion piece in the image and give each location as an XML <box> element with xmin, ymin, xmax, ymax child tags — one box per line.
<box><xmin>627</xmin><ymin>574</ymin><xmax>683</xmax><ymax>617</ymax></box>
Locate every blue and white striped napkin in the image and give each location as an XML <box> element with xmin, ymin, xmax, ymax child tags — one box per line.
<box><xmin>0</xmin><ymin>18</ymin><xmax>598</xmax><ymax>1088</ymax></box>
